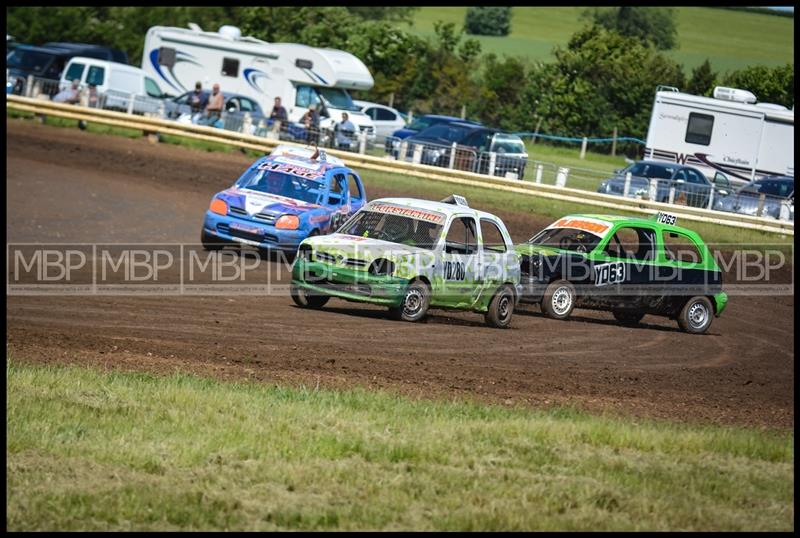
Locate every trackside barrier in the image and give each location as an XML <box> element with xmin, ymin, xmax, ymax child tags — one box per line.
<box><xmin>7</xmin><ymin>94</ymin><xmax>792</xmax><ymax>236</ymax></box>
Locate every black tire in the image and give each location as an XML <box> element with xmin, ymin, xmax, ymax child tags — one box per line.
<box><xmin>290</xmin><ymin>283</ymin><xmax>329</xmax><ymax>309</ymax></box>
<box><xmin>388</xmin><ymin>279</ymin><xmax>430</xmax><ymax>322</ymax></box>
<box><xmin>485</xmin><ymin>284</ymin><xmax>515</xmax><ymax>329</ymax></box>
<box><xmin>541</xmin><ymin>279</ymin><xmax>576</xmax><ymax>320</ymax></box>
<box><xmin>612</xmin><ymin>310</ymin><xmax>645</xmax><ymax>325</ymax></box>
<box><xmin>677</xmin><ymin>296</ymin><xmax>714</xmax><ymax>334</ymax></box>
<box><xmin>201</xmin><ymin>229</ymin><xmax>224</xmax><ymax>251</ymax></box>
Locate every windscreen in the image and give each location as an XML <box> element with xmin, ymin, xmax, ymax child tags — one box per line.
<box><xmin>236</xmin><ymin>168</ymin><xmax>325</xmax><ymax>204</ymax></box>
<box><xmin>408</xmin><ymin>116</ymin><xmax>435</xmax><ymax>131</ymax></box>
<box><xmin>493</xmin><ymin>135</ymin><xmax>526</xmax><ymax>154</ymax></box>
<box><xmin>628</xmin><ymin>162</ymin><xmax>675</xmax><ymax>179</ymax></box>
<box><xmin>528</xmin><ymin>227</ymin><xmax>602</xmax><ymax>254</ymax></box>
<box><xmin>339</xmin><ymin>210</ymin><xmax>443</xmax><ymax>250</ymax></box>
<box><xmin>418</xmin><ymin>123</ymin><xmax>470</xmax><ymax>142</ymax></box>
<box><xmin>6</xmin><ymin>49</ymin><xmax>53</xmax><ymax>73</ymax></box>
<box><xmin>316</xmin><ymin>87</ymin><xmax>360</xmax><ymax>111</ymax></box>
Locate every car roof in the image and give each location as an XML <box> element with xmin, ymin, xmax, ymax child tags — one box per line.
<box><xmin>562</xmin><ymin>213</ymin><xmax>703</xmax><ymax>236</ymax></box>
<box><xmin>265</xmin><ymin>145</ymin><xmax>347</xmax><ymax>170</ymax></box>
<box><xmin>368</xmin><ymin>197</ymin><xmax>501</xmax><ymax>221</ymax></box>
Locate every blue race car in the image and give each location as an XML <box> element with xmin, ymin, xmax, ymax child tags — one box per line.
<box><xmin>201</xmin><ymin>145</ymin><xmax>367</xmax><ymax>252</ymax></box>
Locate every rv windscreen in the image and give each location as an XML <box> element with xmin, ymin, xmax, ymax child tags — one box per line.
<box><xmin>315</xmin><ymin>86</ymin><xmax>360</xmax><ymax>112</ymax></box>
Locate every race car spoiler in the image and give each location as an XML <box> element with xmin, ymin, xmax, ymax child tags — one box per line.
<box><xmin>270</xmin><ymin>145</ymin><xmax>345</xmax><ymax>167</ymax></box>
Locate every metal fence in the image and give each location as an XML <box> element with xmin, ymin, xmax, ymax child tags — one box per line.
<box><xmin>15</xmin><ymin>81</ymin><xmax>792</xmax><ymax>222</ymax></box>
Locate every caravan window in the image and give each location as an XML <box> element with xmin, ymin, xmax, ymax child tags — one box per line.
<box><xmin>222</xmin><ymin>58</ymin><xmax>239</xmax><ymax>78</ymax></box>
<box><xmin>685</xmin><ymin>113</ymin><xmax>714</xmax><ymax>146</ymax></box>
<box><xmin>158</xmin><ymin>47</ymin><xmax>176</xmax><ymax>68</ymax></box>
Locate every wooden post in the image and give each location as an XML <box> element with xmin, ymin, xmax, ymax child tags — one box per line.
<box><xmin>580</xmin><ymin>137</ymin><xmax>587</xmax><ymax>160</ymax></box>
<box><xmin>611</xmin><ymin>127</ymin><xmax>617</xmax><ymax>157</ymax></box>
<box><xmin>388</xmin><ymin>92</ymin><xmax>395</xmax><ymax>108</ymax></box>
<box><xmin>460</xmin><ymin>105</ymin><xmax>466</xmax><ymax>119</ymax></box>
<box><xmin>531</xmin><ymin>117</ymin><xmax>543</xmax><ymax>145</ymax></box>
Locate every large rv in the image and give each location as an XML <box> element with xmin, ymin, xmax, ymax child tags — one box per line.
<box><xmin>142</xmin><ymin>24</ymin><xmax>376</xmax><ymax>136</ymax></box>
<box><xmin>644</xmin><ymin>86</ymin><xmax>794</xmax><ymax>184</ymax></box>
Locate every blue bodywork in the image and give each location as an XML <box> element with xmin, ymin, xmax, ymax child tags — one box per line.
<box><xmin>391</xmin><ymin>114</ymin><xmax>482</xmax><ymax>140</ymax></box>
<box><xmin>202</xmin><ymin>152</ymin><xmax>367</xmax><ymax>252</ymax></box>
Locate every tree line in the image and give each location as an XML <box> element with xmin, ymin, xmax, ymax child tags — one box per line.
<box><xmin>7</xmin><ymin>7</ymin><xmax>794</xmax><ymax>156</ymax></box>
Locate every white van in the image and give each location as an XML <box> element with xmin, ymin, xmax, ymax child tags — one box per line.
<box><xmin>59</xmin><ymin>56</ymin><xmax>167</xmax><ymax>112</ymax></box>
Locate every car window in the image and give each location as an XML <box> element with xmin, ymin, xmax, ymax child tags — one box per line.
<box><xmin>174</xmin><ymin>92</ymin><xmax>190</xmax><ymax>105</ymax></box>
<box><xmin>328</xmin><ymin>173</ymin><xmax>346</xmax><ymax>205</ymax></box>
<box><xmin>86</xmin><ymin>65</ymin><xmax>105</xmax><ymax>86</ymax></box>
<box><xmin>347</xmin><ymin>173</ymin><xmax>363</xmax><ymax>201</ymax></box>
<box><xmin>467</xmin><ymin>131</ymin><xmax>491</xmax><ymax>151</ymax></box>
<box><xmin>662</xmin><ymin>231</ymin><xmax>702</xmax><ymax>264</ymax></box>
<box><xmin>480</xmin><ymin>219</ymin><xmax>507</xmax><ymax>253</ymax></box>
<box><xmin>673</xmin><ymin>170</ymin><xmax>688</xmax><ymax>182</ymax></box>
<box><xmin>629</xmin><ymin>163</ymin><xmax>674</xmax><ymax>179</ymax></box>
<box><xmin>605</xmin><ymin>226</ymin><xmax>655</xmax><ymax>261</ymax></box>
<box><xmin>759</xmin><ymin>180</ymin><xmax>793</xmax><ymax>198</ymax></box>
<box><xmin>445</xmin><ymin>216</ymin><xmax>478</xmax><ymax>255</ymax></box>
<box><xmin>237</xmin><ymin>97</ymin><xmax>255</xmax><ymax>112</ymax></box>
<box><xmin>685</xmin><ymin>170</ymin><xmax>706</xmax><ymax>185</ymax></box>
<box><xmin>144</xmin><ymin>77</ymin><xmax>162</xmax><ymax>97</ymax></box>
<box><xmin>492</xmin><ymin>135</ymin><xmax>525</xmax><ymax>154</ymax></box>
<box><xmin>363</xmin><ymin>107</ymin><xmax>377</xmax><ymax>120</ymax></box>
<box><xmin>43</xmin><ymin>57</ymin><xmax>65</xmax><ymax>79</ymax></box>
<box><xmin>64</xmin><ymin>62</ymin><xmax>85</xmax><ymax>83</ymax></box>
<box><xmin>418</xmin><ymin>124</ymin><xmax>470</xmax><ymax>143</ymax></box>
<box><xmin>375</xmin><ymin>108</ymin><xmax>396</xmax><ymax>121</ymax></box>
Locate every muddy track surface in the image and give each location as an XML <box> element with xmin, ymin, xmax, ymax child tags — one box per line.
<box><xmin>6</xmin><ymin>119</ymin><xmax>795</xmax><ymax>429</ymax></box>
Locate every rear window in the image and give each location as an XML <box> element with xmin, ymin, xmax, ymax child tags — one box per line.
<box><xmin>492</xmin><ymin>135</ymin><xmax>526</xmax><ymax>154</ymax></box>
<box><xmin>64</xmin><ymin>62</ymin><xmax>85</xmax><ymax>82</ymax></box>
<box><xmin>629</xmin><ymin>163</ymin><xmax>675</xmax><ymax>179</ymax></box>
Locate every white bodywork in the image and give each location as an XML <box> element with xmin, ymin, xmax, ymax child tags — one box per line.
<box><xmin>645</xmin><ymin>86</ymin><xmax>794</xmax><ymax>184</ymax></box>
<box><xmin>59</xmin><ymin>56</ymin><xmax>165</xmax><ymax>97</ymax></box>
<box><xmin>354</xmin><ymin>99</ymin><xmax>406</xmax><ymax>138</ymax></box>
<box><xmin>141</xmin><ymin>24</ymin><xmax>376</xmax><ymax>135</ymax></box>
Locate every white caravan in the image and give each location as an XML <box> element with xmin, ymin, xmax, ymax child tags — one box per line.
<box><xmin>141</xmin><ymin>24</ymin><xmax>376</xmax><ymax>136</ymax></box>
<box><xmin>644</xmin><ymin>85</ymin><xmax>794</xmax><ymax>184</ymax></box>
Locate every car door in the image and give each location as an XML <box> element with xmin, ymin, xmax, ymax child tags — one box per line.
<box><xmin>437</xmin><ymin>215</ymin><xmax>480</xmax><ymax>308</ymax></box>
<box><xmin>658</xmin><ymin>228</ymin><xmax>717</xmax><ymax>305</ymax></box>
<box><xmin>589</xmin><ymin>224</ymin><xmax>658</xmax><ymax>309</ymax></box>
<box><xmin>684</xmin><ymin>169</ymin><xmax>710</xmax><ymax>207</ymax></box>
<box><xmin>326</xmin><ymin>173</ymin><xmax>351</xmax><ymax>232</ymax></box>
<box><xmin>475</xmin><ymin>217</ymin><xmax>511</xmax><ymax>305</ymax></box>
<box><xmin>346</xmin><ymin>172</ymin><xmax>366</xmax><ymax>215</ymax></box>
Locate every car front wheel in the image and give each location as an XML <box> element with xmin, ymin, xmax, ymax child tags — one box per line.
<box><xmin>291</xmin><ymin>283</ymin><xmax>330</xmax><ymax>309</ymax></box>
<box><xmin>677</xmin><ymin>296</ymin><xmax>713</xmax><ymax>334</ymax></box>
<box><xmin>389</xmin><ymin>279</ymin><xmax>430</xmax><ymax>322</ymax></box>
<box><xmin>485</xmin><ymin>284</ymin><xmax>515</xmax><ymax>329</ymax></box>
<box><xmin>541</xmin><ymin>279</ymin><xmax>576</xmax><ymax>320</ymax></box>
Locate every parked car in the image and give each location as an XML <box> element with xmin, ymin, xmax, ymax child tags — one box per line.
<box><xmin>597</xmin><ymin>160</ymin><xmax>732</xmax><ymax>208</ymax></box>
<box><xmin>59</xmin><ymin>56</ymin><xmax>168</xmax><ymax>112</ymax></box>
<box><xmin>353</xmin><ymin>100</ymin><xmax>406</xmax><ymax>139</ymax></box>
<box><xmin>291</xmin><ymin>195</ymin><xmax>521</xmax><ymax>328</ymax></box>
<box><xmin>163</xmin><ymin>89</ymin><xmax>274</xmax><ymax>131</ymax></box>
<box><xmin>390</xmin><ymin>114</ymin><xmax>481</xmax><ymax>140</ymax></box>
<box><xmin>6</xmin><ymin>43</ymin><xmax>128</xmax><ymax>96</ymax></box>
<box><xmin>516</xmin><ymin>212</ymin><xmax>727</xmax><ymax>334</ymax></box>
<box><xmin>202</xmin><ymin>145</ymin><xmax>367</xmax><ymax>253</ymax></box>
<box><xmin>713</xmin><ymin>176</ymin><xmax>794</xmax><ymax>220</ymax></box>
<box><xmin>402</xmin><ymin>122</ymin><xmax>529</xmax><ymax>179</ymax></box>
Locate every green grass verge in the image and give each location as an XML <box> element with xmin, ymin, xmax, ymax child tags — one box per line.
<box><xmin>6</xmin><ymin>361</ymin><xmax>793</xmax><ymax>531</ymax></box>
<box><xmin>7</xmin><ymin>111</ymin><xmax>792</xmax><ymax>248</ymax></box>
<box><xmin>408</xmin><ymin>7</ymin><xmax>794</xmax><ymax>73</ymax></box>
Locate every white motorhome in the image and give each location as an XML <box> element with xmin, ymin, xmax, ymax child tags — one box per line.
<box><xmin>645</xmin><ymin>85</ymin><xmax>794</xmax><ymax>184</ymax></box>
<box><xmin>141</xmin><ymin>24</ymin><xmax>376</xmax><ymax>137</ymax></box>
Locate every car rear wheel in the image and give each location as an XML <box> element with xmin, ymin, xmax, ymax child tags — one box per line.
<box><xmin>291</xmin><ymin>283</ymin><xmax>330</xmax><ymax>309</ymax></box>
<box><xmin>612</xmin><ymin>310</ymin><xmax>645</xmax><ymax>325</ymax></box>
<box><xmin>541</xmin><ymin>279</ymin><xmax>576</xmax><ymax>320</ymax></box>
<box><xmin>485</xmin><ymin>284</ymin><xmax>515</xmax><ymax>329</ymax></box>
<box><xmin>677</xmin><ymin>296</ymin><xmax>713</xmax><ymax>334</ymax></box>
<box><xmin>389</xmin><ymin>279</ymin><xmax>430</xmax><ymax>322</ymax></box>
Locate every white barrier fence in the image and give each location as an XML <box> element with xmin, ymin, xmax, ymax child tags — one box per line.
<box><xmin>6</xmin><ymin>94</ymin><xmax>793</xmax><ymax>236</ymax></box>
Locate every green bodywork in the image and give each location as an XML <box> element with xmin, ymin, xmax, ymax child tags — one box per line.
<box><xmin>515</xmin><ymin>213</ymin><xmax>728</xmax><ymax>316</ymax></box>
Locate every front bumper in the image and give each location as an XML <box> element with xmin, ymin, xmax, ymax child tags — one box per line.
<box><xmin>292</xmin><ymin>258</ymin><xmax>408</xmax><ymax>306</ymax></box>
<box><xmin>203</xmin><ymin>211</ymin><xmax>308</xmax><ymax>252</ymax></box>
<box><xmin>713</xmin><ymin>292</ymin><xmax>728</xmax><ymax>317</ymax></box>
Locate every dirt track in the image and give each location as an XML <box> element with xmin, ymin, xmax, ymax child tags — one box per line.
<box><xmin>5</xmin><ymin>118</ymin><xmax>795</xmax><ymax>429</ymax></box>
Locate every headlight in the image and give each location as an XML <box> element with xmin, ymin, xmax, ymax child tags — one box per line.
<box><xmin>598</xmin><ymin>181</ymin><xmax>608</xmax><ymax>193</ymax></box>
<box><xmin>209</xmin><ymin>198</ymin><xmax>228</xmax><ymax>215</ymax></box>
<box><xmin>392</xmin><ymin>139</ymin><xmax>400</xmax><ymax>150</ymax></box>
<box><xmin>275</xmin><ymin>215</ymin><xmax>300</xmax><ymax>230</ymax></box>
<box><xmin>368</xmin><ymin>258</ymin><xmax>395</xmax><ymax>276</ymax></box>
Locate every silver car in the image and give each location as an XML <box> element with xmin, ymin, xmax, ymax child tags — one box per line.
<box><xmin>713</xmin><ymin>176</ymin><xmax>794</xmax><ymax>220</ymax></box>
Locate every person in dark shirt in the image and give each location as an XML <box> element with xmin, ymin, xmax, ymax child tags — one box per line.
<box><xmin>188</xmin><ymin>82</ymin><xmax>208</xmax><ymax>124</ymax></box>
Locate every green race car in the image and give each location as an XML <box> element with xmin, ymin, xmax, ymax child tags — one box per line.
<box><xmin>291</xmin><ymin>195</ymin><xmax>522</xmax><ymax>328</ymax></box>
<box><xmin>516</xmin><ymin>212</ymin><xmax>728</xmax><ymax>334</ymax></box>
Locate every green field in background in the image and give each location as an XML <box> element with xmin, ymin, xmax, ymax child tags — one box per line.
<box><xmin>407</xmin><ymin>7</ymin><xmax>794</xmax><ymax>73</ymax></box>
<box><xmin>7</xmin><ymin>361</ymin><xmax>794</xmax><ymax>531</ymax></box>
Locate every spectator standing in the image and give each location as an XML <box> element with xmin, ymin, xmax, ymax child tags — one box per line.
<box><xmin>53</xmin><ymin>79</ymin><xmax>80</xmax><ymax>104</ymax></box>
<box><xmin>270</xmin><ymin>97</ymin><xmax>288</xmax><ymax>123</ymax></box>
<box><xmin>302</xmin><ymin>104</ymin><xmax>320</xmax><ymax>144</ymax></box>
<box><xmin>202</xmin><ymin>83</ymin><xmax>224</xmax><ymax>126</ymax></box>
<box><xmin>334</xmin><ymin>112</ymin><xmax>357</xmax><ymax>151</ymax></box>
<box><xmin>87</xmin><ymin>84</ymin><xmax>99</xmax><ymax>108</ymax></box>
<box><xmin>188</xmin><ymin>81</ymin><xmax>208</xmax><ymax>124</ymax></box>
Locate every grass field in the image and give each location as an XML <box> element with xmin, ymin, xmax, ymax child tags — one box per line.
<box><xmin>6</xmin><ymin>361</ymin><xmax>794</xmax><ymax>531</ymax></box>
<box><xmin>407</xmin><ymin>7</ymin><xmax>794</xmax><ymax>73</ymax></box>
